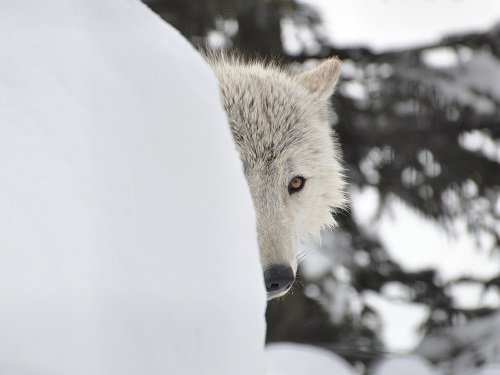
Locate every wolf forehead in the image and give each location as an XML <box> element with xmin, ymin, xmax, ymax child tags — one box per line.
<box><xmin>213</xmin><ymin>62</ymin><xmax>332</xmax><ymax>168</ymax></box>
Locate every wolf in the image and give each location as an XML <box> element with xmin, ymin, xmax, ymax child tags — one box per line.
<box><xmin>207</xmin><ymin>54</ymin><xmax>347</xmax><ymax>300</ymax></box>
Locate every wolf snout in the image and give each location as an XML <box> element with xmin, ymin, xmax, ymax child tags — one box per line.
<box><xmin>264</xmin><ymin>265</ymin><xmax>294</xmax><ymax>297</ymax></box>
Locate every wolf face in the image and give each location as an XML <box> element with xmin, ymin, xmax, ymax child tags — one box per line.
<box><xmin>210</xmin><ymin>56</ymin><xmax>346</xmax><ymax>299</ymax></box>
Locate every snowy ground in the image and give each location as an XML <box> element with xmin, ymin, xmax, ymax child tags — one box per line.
<box><xmin>266</xmin><ymin>343</ymin><xmax>355</xmax><ymax>375</ymax></box>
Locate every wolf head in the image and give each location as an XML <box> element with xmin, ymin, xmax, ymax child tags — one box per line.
<box><xmin>209</xmin><ymin>55</ymin><xmax>346</xmax><ymax>299</ymax></box>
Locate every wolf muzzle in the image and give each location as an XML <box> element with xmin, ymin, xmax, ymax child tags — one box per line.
<box><xmin>264</xmin><ymin>265</ymin><xmax>294</xmax><ymax>299</ymax></box>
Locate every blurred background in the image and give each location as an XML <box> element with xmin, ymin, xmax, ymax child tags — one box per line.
<box><xmin>143</xmin><ymin>1</ymin><xmax>500</xmax><ymax>373</ymax></box>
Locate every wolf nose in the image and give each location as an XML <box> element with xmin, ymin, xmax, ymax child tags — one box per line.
<box><xmin>264</xmin><ymin>265</ymin><xmax>294</xmax><ymax>293</ymax></box>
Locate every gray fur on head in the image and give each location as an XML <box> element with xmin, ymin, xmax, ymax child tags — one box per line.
<box><xmin>206</xmin><ymin>52</ymin><xmax>347</xmax><ymax>297</ymax></box>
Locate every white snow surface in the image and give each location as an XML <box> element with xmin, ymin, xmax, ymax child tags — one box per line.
<box><xmin>266</xmin><ymin>344</ymin><xmax>452</xmax><ymax>375</ymax></box>
<box><xmin>0</xmin><ymin>1</ymin><xmax>266</xmax><ymax>374</ymax></box>
<box><xmin>373</xmin><ymin>356</ymin><xmax>442</xmax><ymax>375</ymax></box>
<box><xmin>265</xmin><ymin>343</ymin><xmax>355</xmax><ymax>375</ymax></box>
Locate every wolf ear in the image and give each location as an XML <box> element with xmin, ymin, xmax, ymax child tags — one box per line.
<box><xmin>293</xmin><ymin>57</ymin><xmax>341</xmax><ymax>99</ymax></box>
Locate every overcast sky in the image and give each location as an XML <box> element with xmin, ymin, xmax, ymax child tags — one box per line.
<box><xmin>301</xmin><ymin>0</ymin><xmax>500</xmax><ymax>51</ymax></box>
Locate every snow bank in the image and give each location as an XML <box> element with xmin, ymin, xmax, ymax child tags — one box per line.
<box><xmin>0</xmin><ymin>1</ymin><xmax>266</xmax><ymax>374</ymax></box>
<box><xmin>266</xmin><ymin>343</ymin><xmax>355</xmax><ymax>375</ymax></box>
<box><xmin>372</xmin><ymin>356</ymin><xmax>442</xmax><ymax>375</ymax></box>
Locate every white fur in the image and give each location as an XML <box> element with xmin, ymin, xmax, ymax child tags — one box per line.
<box><xmin>207</xmin><ymin>53</ymin><xmax>347</xmax><ymax>297</ymax></box>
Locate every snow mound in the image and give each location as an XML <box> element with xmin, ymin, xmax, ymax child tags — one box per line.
<box><xmin>373</xmin><ymin>356</ymin><xmax>442</xmax><ymax>375</ymax></box>
<box><xmin>0</xmin><ymin>1</ymin><xmax>265</xmax><ymax>374</ymax></box>
<box><xmin>265</xmin><ymin>343</ymin><xmax>355</xmax><ymax>375</ymax></box>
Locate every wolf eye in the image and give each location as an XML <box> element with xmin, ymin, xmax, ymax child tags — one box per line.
<box><xmin>288</xmin><ymin>176</ymin><xmax>306</xmax><ymax>194</ymax></box>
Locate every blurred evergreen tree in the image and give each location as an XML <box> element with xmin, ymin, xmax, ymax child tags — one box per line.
<box><xmin>144</xmin><ymin>0</ymin><xmax>500</xmax><ymax>369</ymax></box>
<box><xmin>144</xmin><ymin>0</ymin><xmax>322</xmax><ymax>56</ymax></box>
